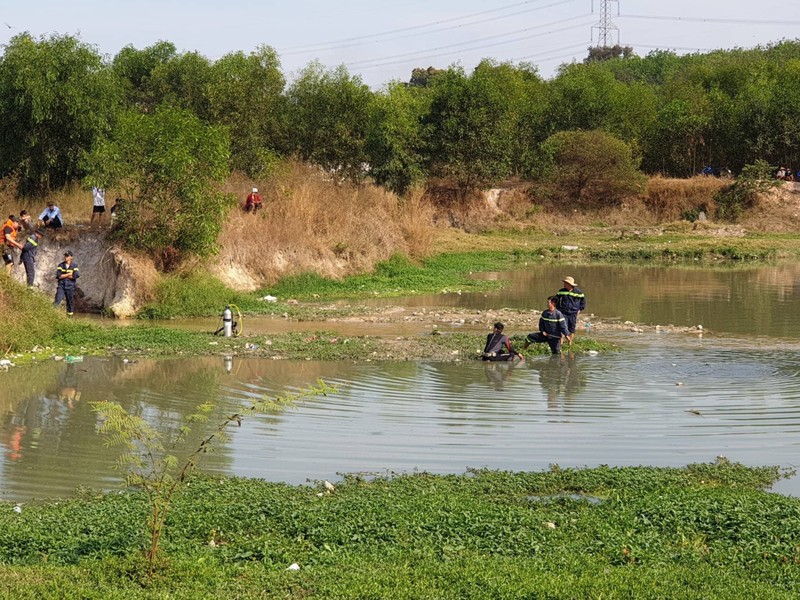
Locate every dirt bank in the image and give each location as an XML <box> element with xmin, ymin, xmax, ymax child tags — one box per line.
<box><xmin>8</xmin><ymin>227</ymin><xmax>157</xmax><ymax>317</ymax></box>
<box><xmin>9</xmin><ymin>177</ymin><xmax>800</xmax><ymax>320</ymax></box>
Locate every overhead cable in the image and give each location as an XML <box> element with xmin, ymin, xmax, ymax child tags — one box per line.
<box><xmin>279</xmin><ymin>0</ymin><xmax>579</xmax><ymax>53</ymax></box>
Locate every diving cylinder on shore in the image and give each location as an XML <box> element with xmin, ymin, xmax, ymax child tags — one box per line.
<box><xmin>222</xmin><ymin>306</ymin><xmax>233</xmax><ymax>337</ymax></box>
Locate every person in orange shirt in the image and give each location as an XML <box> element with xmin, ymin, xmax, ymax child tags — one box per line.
<box><xmin>2</xmin><ymin>215</ymin><xmax>23</xmax><ymax>276</ymax></box>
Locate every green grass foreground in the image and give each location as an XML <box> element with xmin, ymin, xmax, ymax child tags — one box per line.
<box><xmin>18</xmin><ymin>323</ymin><xmax>612</xmax><ymax>362</ymax></box>
<box><xmin>0</xmin><ymin>462</ymin><xmax>797</xmax><ymax>598</ymax></box>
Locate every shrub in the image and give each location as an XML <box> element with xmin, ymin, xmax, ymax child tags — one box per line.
<box><xmin>84</xmin><ymin>106</ymin><xmax>232</xmax><ymax>259</ymax></box>
<box><xmin>715</xmin><ymin>159</ymin><xmax>781</xmax><ymax>221</ymax></box>
<box><xmin>535</xmin><ymin>129</ymin><xmax>646</xmax><ymax>209</ymax></box>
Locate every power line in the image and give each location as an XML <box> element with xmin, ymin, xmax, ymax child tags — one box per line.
<box><xmin>345</xmin><ymin>15</ymin><xmax>589</xmax><ymax>68</ymax></box>
<box><xmin>628</xmin><ymin>43</ymin><xmax>715</xmax><ymax>53</ymax></box>
<box><xmin>620</xmin><ymin>14</ymin><xmax>800</xmax><ymax>26</ymax></box>
<box><xmin>510</xmin><ymin>42</ymin><xmax>591</xmax><ymax>62</ymax></box>
<box><xmin>352</xmin><ymin>20</ymin><xmax>593</xmax><ymax>71</ymax></box>
<box><xmin>281</xmin><ymin>0</ymin><xmax>579</xmax><ymax>57</ymax></box>
<box><xmin>279</xmin><ymin>0</ymin><xmax>576</xmax><ymax>53</ymax></box>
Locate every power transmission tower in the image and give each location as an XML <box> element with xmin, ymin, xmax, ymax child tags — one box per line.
<box><xmin>591</xmin><ymin>0</ymin><xmax>620</xmax><ymax>47</ymax></box>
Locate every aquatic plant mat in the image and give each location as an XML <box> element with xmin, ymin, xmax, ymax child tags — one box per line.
<box><xmin>0</xmin><ymin>461</ymin><xmax>797</xmax><ymax>598</ymax></box>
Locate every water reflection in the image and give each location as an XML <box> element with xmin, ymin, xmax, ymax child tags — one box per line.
<box><xmin>2</xmin><ymin>342</ymin><xmax>798</xmax><ymax>501</ymax></box>
<box><xmin>4</xmin><ymin>261</ymin><xmax>800</xmax><ymax>501</ymax></box>
<box><xmin>359</xmin><ymin>262</ymin><xmax>800</xmax><ymax>339</ymax></box>
<box><xmin>527</xmin><ymin>353</ymin><xmax>587</xmax><ymax>410</ymax></box>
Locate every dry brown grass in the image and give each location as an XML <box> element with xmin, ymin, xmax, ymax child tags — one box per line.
<box><xmin>642</xmin><ymin>176</ymin><xmax>727</xmax><ymax>221</ymax></box>
<box><xmin>212</xmin><ymin>162</ymin><xmax>437</xmax><ymax>287</ymax></box>
<box><xmin>0</xmin><ymin>178</ymin><xmax>125</xmax><ymax>228</ymax></box>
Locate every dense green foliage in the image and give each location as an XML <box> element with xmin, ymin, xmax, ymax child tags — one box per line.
<box><xmin>0</xmin><ymin>463</ymin><xmax>797</xmax><ymax>597</ymax></box>
<box><xmin>536</xmin><ymin>129</ymin><xmax>646</xmax><ymax>208</ymax></box>
<box><xmin>85</xmin><ymin>105</ymin><xmax>232</xmax><ymax>256</ymax></box>
<box><xmin>4</xmin><ymin>34</ymin><xmax>800</xmax><ymax>206</ymax></box>
<box><xmin>0</xmin><ymin>33</ymin><xmax>121</xmax><ymax>194</ymax></box>
<box><xmin>715</xmin><ymin>159</ymin><xmax>783</xmax><ymax>220</ymax></box>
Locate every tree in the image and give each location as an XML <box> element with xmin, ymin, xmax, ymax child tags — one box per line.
<box><xmin>366</xmin><ymin>82</ymin><xmax>429</xmax><ymax>194</ymax></box>
<box><xmin>537</xmin><ymin>129</ymin><xmax>645</xmax><ymax>209</ymax></box>
<box><xmin>585</xmin><ymin>44</ymin><xmax>634</xmax><ymax>63</ymax></box>
<box><xmin>206</xmin><ymin>46</ymin><xmax>286</xmax><ymax>177</ymax></box>
<box><xmin>423</xmin><ymin>61</ymin><xmax>528</xmax><ymax>188</ymax></box>
<box><xmin>84</xmin><ymin>106</ymin><xmax>231</xmax><ymax>259</ymax></box>
<box><xmin>112</xmin><ymin>41</ymin><xmax>178</xmax><ymax>112</ymax></box>
<box><xmin>0</xmin><ymin>33</ymin><xmax>121</xmax><ymax>194</ymax></box>
<box><xmin>147</xmin><ymin>51</ymin><xmax>214</xmax><ymax>119</ymax></box>
<box><xmin>286</xmin><ymin>63</ymin><xmax>374</xmax><ymax>181</ymax></box>
<box><xmin>408</xmin><ymin>66</ymin><xmax>445</xmax><ymax>88</ymax></box>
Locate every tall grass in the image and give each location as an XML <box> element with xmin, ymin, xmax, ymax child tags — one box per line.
<box><xmin>0</xmin><ymin>177</ymin><xmax>125</xmax><ymax>228</ymax></box>
<box><xmin>643</xmin><ymin>175</ymin><xmax>727</xmax><ymax>221</ymax></box>
<box><xmin>0</xmin><ymin>276</ymin><xmax>64</xmax><ymax>353</ymax></box>
<box><xmin>213</xmin><ymin>162</ymin><xmax>436</xmax><ymax>287</ymax></box>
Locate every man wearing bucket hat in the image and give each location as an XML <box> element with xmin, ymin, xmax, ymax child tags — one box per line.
<box><xmin>555</xmin><ymin>276</ymin><xmax>585</xmax><ymax>346</ymax></box>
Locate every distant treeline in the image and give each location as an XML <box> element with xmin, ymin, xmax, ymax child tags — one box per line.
<box><xmin>3</xmin><ymin>33</ymin><xmax>800</xmax><ymax>196</ymax></box>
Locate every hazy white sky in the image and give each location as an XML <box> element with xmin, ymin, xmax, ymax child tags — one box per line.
<box><xmin>3</xmin><ymin>1</ymin><xmax>799</xmax><ymax>88</ymax></box>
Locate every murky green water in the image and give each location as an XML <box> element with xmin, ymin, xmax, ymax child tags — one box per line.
<box><xmin>2</xmin><ymin>263</ymin><xmax>799</xmax><ymax>501</ymax></box>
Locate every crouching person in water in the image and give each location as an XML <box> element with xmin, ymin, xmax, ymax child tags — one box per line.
<box><xmin>482</xmin><ymin>322</ymin><xmax>523</xmax><ymax>362</ymax></box>
<box><xmin>524</xmin><ymin>296</ymin><xmax>570</xmax><ymax>355</ymax></box>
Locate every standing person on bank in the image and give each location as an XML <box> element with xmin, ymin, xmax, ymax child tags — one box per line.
<box><xmin>39</xmin><ymin>202</ymin><xmax>63</xmax><ymax>229</ymax></box>
<box><xmin>20</xmin><ymin>229</ymin><xmax>45</xmax><ymax>287</ymax></box>
<box><xmin>90</xmin><ymin>186</ymin><xmax>106</xmax><ymax>226</ymax></box>
<box><xmin>555</xmin><ymin>276</ymin><xmax>586</xmax><ymax>347</ymax></box>
<box><xmin>54</xmin><ymin>251</ymin><xmax>79</xmax><ymax>316</ymax></box>
<box><xmin>2</xmin><ymin>216</ymin><xmax>23</xmax><ymax>276</ymax></box>
<box><xmin>523</xmin><ymin>296</ymin><xmax>570</xmax><ymax>355</ymax></box>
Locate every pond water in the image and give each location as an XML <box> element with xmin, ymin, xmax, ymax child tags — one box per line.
<box><xmin>1</xmin><ymin>263</ymin><xmax>799</xmax><ymax>501</ymax></box>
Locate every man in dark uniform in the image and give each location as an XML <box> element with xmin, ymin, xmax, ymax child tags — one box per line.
<box><xmin>524</xmin><ymin>296</ymin><xmax>570</xmax><ymax>355</ymax></box>
<box><xmin>555</xmin><ymin>276</ymin><xmax>586</xmax><ymax>347</ymax></box>
<box><xmin>54</xmin><ymin>251</ymin><xmax>79</xmax><ymax>316</ymax></box>
<box><xmin>20</xmin><ymin>229</ymin><xmax>44</xmax><ymax>287</ymax></box>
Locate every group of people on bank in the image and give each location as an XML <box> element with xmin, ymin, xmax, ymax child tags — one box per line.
<box><xmin>481</xmin><ymin>276</ymin><xmax>586</xmax><ymax>361</ymax></box>
<box><xmin>2</xmin><ymin>186</ymin><xmax>128</xmax><ymax>314</ymax></box>
<box><xmin>3</xmin><ymin>208</ymin><xmax>82</xmax><ymax>316</ymax></box>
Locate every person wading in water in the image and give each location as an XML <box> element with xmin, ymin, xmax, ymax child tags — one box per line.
<box><xmin>481</xmin><ymin>322</ymin><xmax>523</xmax><ymax>362</ymax></box>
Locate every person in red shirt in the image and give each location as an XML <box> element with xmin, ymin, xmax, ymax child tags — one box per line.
<box><xmin>244</xmin><ymin>187</ymin><xmax>262</xmax><ymax>213</ymax></box>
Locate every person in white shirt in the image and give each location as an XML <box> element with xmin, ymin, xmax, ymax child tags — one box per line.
<box><xmin>91</xmin><ymin>186</ymin><xmax>106</xmax><ymax>226</ymax></box>
<box><xmin>39</xmin><ymin>202</ymin><xmax>63</xmax><ymax>229</ymax></box>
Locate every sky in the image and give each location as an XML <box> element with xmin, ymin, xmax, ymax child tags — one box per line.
<box><xmin>3</xmin><ymin>0</ymin><xmax>800</xmax><ymax>88</ymax></box>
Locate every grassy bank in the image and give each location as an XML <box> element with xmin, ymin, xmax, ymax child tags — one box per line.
<box><xmin>1</xmin><ymin>276</ymin><xmax>612</xmax><ymax>358</ymax></box>
<box><xmin>141</xmin><ymin>230</ymin><xmax>800</xmax><ymax>318</ymax></box>
<box><xmin>0</xmin><ymin>462</ymin><xmax>797</xmax><ymax>598</ymax></box>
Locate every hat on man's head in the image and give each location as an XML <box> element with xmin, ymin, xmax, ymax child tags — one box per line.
<box><xmin>562</xmin><ymin>276</ymin><xmax>576</xmax><ymax>286</ymax></box>
<box><xmin>34</xmin><ymin>229</ymin><xmax>45</xmax><ymax>236</ymax></box>
<box><xmin>252</xmin><ymin>187</ymin><xmax>258</xmax><ymax>193</ymax></box>
<box><xmin>64</xmin><ymin>251</ymin><xmax>73</xmax><ymax>257</ymax></box>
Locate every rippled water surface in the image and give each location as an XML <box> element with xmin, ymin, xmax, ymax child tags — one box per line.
<box><xmin>1</xmin><ymin>263</ymin><xmax>799</xmax><ymax>501</ymax></box>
